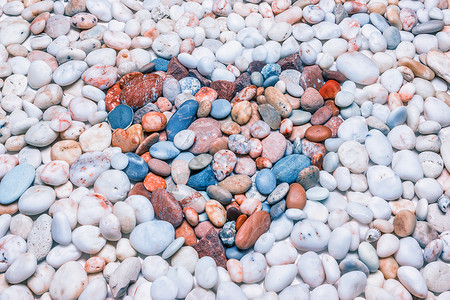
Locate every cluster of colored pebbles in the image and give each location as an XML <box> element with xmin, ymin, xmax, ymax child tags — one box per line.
<box><xmin>0</xmin><ymin>0</ymin><xmax>450</xmax><ymax>298</ymax></box>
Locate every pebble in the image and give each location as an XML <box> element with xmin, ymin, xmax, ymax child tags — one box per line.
<box><xmin>291</xmin><ymin>219</ymin><xmax>331</xmax><ymax>251</ymax></box>
<box><xmin>130</xmin><ymin>221</ymin><xmax>174</xmax><ymax>255</ymax></box>
<box><xmin>0</xmin><ymin>163</ymin><xmax>35</xmax><ymax>205</ymax></box>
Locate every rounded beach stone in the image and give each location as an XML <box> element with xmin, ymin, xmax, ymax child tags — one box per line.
<box><xmin>393</xmin><ymin>210</ymin><xmax>416</xmax><ymax>237</ymax></box>
<box><xmin>235</xmin><ymin>211</ymin><xmax>271</xmax><ymax>250</ymax></box>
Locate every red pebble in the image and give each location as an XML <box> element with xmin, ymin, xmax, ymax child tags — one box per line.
<box><xmin>105</xmin><ymin>82</ymin><xmax>121</xmax><ymax>112</ymax></box>
<box><xmin>319</xmin><ymin>80</ymin><xmax>341</xmax><ymax>100</ymax></box>
<box><xmin>119</xmin><ymin>73</ymin><xmax>163</xmax><ymax>109</ymax></box>
<box><xmin>324</xmin><ymin>116</ymin><xmax>343</xmax><ymax>137</ymax></box>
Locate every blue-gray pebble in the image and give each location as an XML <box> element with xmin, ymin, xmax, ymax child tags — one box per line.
<box><xmin>150</xmin><ymin>141</ymin><xmax>180</xmax><ymax>160</ymax></box>
<box><xmin>251</xmin><ymin>72</ymin><xmax>264</xmax><ymax>87</ymax></box>
<box><xmin>107</xmin><ymin>104</ymin><xmax>133</xmax><ymax>130</ymax></box>
<box><xmin>256</xmin><ymin>169</ymin><xmax>277</xmax><ymax>194</ymax></box>
<box><xmin>386</xmin><ymin>106</ymin><xmax>407</xmax><ymax>129</ymax></box>
<box><xmin>0</xmin><ymin>163</ymin><xmax>35</xmax><ymax>204</ymax></box>
<box><xmin>210</xmin><ymin>99</ymin><xmax>231</xmax><ymax>119</ymax></box>
<box><xmin>383</xmin><ymin>26</ymin><xmax>401</xmax><ymax>50</ymax></box>
<box><xmin>123</xmin><ymin>153</ymin><xmax>149</xmax><ymax>181</ymax></box>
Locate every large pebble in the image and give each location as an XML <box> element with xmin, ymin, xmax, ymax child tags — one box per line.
<box><xmin>130</xmin><ymin>220</ymin><xmax>174</xmax><ymax>255</ymax></box>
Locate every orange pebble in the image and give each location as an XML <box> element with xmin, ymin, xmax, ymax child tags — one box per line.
<box><xmin>256</xmin><ymin>87</ymin><xmax>265</xmax><ymax>96</ymax></box>
<box><xmin>156</xmin><ymin>97</ymin><xmax>173</xmax><ymax>112</ymax></box>
<box><xmin>236</xmin><ymin>214</ymin><xmax>247</xmax><ymax>230</ymax></box>
<box><xmin>183</xmin><ymin>207</ymin><xmax>199</xmax><ymax>227</ymax></box>
<box><xmin>84</xmin><ymin>256</ymin><xmax>106</xmax><ymax>274</ymax></box>
<box><xmin>142</xmin><ymin>112</ymin><xmax>167</xmax><ymax>132</ymax></box>
<box><xmin>175</xmin><ymin>220</ymin><xmax>197</xmax><ymax>246</ymax></box>
<box><xmin>234</xmin><ymin>194</ymin><xmax>245</xmax><ymax>205</ymax></box>
<box><xmin>143</xmin><ymin>172</ymin><xmax>166</xmax><ymax>192</ymax></box>
<box><xmin>140</xmin><ymin>152</ymin><xmax>151</xmax><ymax>163</ymax></box>
<box><xmin>105</xmin><ymin>82</ymin><xmax>121</xmax><ymax>112</ymax></box>
<box><xmin>319</xmin><ymin>80</ymin><xmax>341</xmax><ymax>100</ymax></box>
<box><xmin>256</xmin><ymin>157</ymin><xmax>273</xmax><ymax>169</ymax></box>
<box><xmin>195</xmin><ymin>87</ymin><xmax>218</xmax><ymax>102</ymax></box>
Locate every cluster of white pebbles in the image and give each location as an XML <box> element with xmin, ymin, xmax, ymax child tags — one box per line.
<box><xmin>0</xmin><ymin>0</ymin><xmax>449</xmax><ymax>299</ymax></box>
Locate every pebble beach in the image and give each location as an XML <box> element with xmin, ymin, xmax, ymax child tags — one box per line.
<box><xmin>0</xmin><ymin>0</ymin><xmax>449</xmax><ymax>298</ymax></box>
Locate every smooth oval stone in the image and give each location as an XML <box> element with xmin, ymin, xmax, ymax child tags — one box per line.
<box><xmin>358</xmin><ymin>242</ymin><xmax>379</xmax><ymax>272</ymax></box>
<box><xmin>18</xmin><ymin>185</ymin><xmax>55</xmax><ymax>215</ymax></box>
<box><xmin>290</xmin><ymin>219</ymin><xmax>331</xmax><ymax>251</ymax></box>
<box><xmin>397</xmin><ymin>266</ymin><xmax>428</xmax><ymax>298</ymax></box>
<box><xmin>166</xmin><ymin>100</ymin><xmax>199</xmax><ymax>141</ymax></box>
<box><xmin>367</xmin><ymin>166</ymin><xmax>403</xmax><ymax>200</ymax></box>
<box><xmin>386</xmin><ymin>106</ymin><xmax>407</xmax><ymax>129</ymax></box>
<box><xmin>130</xmin><ymin>220</ymin><xmax>174</xmax><ymax>255</ymax></box>
<box><xmin>395</xmin><ymin>237</ymin><xmax>424</xmax><ymax>269</ymax></box>
<box><xmin>206</xmin><ymin>185</ymin><xmax>232</xmax><ymax>205</ymax></box>
<box><xmin>337</xmin><ymin>271</ymin><xmax>367</xmax><ymax>300</ymax></box>
<box><xmin>328</xmin><ymin>227</ymin><xmax>352</xmax><ymax>260</ymax></box>
<box><xmin>272</xmin><ymin>154</ymin><xmax>311</xmax><ymax>184</ymax></box>
<box><xmin>267</xmin><ymin>182</ymin><xmax>290</xmax><ymax>205</ymax></box>
<box><xmin>0</xmin><ymin>163</ymin><xmax>35</xmax><ymax>205</ymax></box>
<box><xmin>235</xmin><ymin>211</ymin><xmax>271</xmax><ymax>250</ymax></box>
<box><xmin>150</xmin><ymin>142</ymin><xmax>180</xmax><ymax>160</ymax></box>
<box><xmin>339</xmin><ymin>258</ymin><xmax>369</xmax><ymax>276</ymax></box>
<box><xmin>255</xmin><ymin>169</ymin><xmax>276</xmax><ymax>195</ymax></box>
<box><xmin>297</xmin><ymin>165</ymin><xmax>320</xmax><ymax>189</ymax></box>
<box><xmin>297</xmin><ymin>251</ymin><xmax>325</xmax><ymax>288</ymax></box>
<box><xmin>289</xmin><ymin>110</ymin><xmax>312</xmax><ymax>125</ymax></box>
<box><xmin>336</xmin><ymin>52</ymin><xmax>380</xmax><ymax>85</ymax></box>
<box><xmin>210</xmin><ymin>99</ymin><xmax>231</xmax><ymax>119</ymax></box>
<box><xmin>123</xmin><ymin>153</ymin><xmax>149</xmax><ymax>182</ymax></box>
<box><xmin>265</xmin><ymin>264</ymin><xmax>297</xmax><ymax>292</ymax></box>
<box><xmin>306</xmin><ymin>187</ymin><xmax>329</xmax><ymax>201</ymax></box>
<box><xmin>69</xmin><ymin>152</ymin><xmax>110</xmax><ymax>187</ymax></box>
<box><xmin>189</xmin><ymin>154</ymin><xmax>212</xmax><ymax>171</ymax></box>
<box><xmin>107</xmin><ymin>104</ymin><xmax>133</xmax><ymax>130</ymax></box>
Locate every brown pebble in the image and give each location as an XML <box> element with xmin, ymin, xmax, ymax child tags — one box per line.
<box><xmin>286</xmin><ymin>183</ymin><xmax>307</xmax><ymax>210</ymax></box>
<box><xmin>0</xmin><ymin>202</ymin><xmax>18</xmax><ymax>215</ymax></box>
<box><xmin>324</xmin><ymin>100</ymin><xmax>340</xmax><ymax>116</ymax></box>
<box><xmin>150</xmin><ymin>189</ymin><xmax>183</xmax><ymax>227</ymax></box>
<box><xmin>128</xmin><ymin>182</ymin><xmax>151</xmax><ymax>199</ymax></box>
<box><xmin>235</xmin><ymin>210</ymin><xmax>271</xmax><ymax>250</ymax></box>
<box><xmin>135</xmin><ymin>132</ymin><xmax>160</xmax><ymax>156</ymax></box>
<box><xmin>393</xmin><ymin>210</ymin><xmax>416</xmax><ymax>237</ymax></box>
<box><xmin>305</xmin><ymin>125</ymin><xmax>332</xmax><ymax>142</ymax></box>
<box><xmin>379</xmin><ymin>256</ymin><xmax>399</xmax><ymax>279</ymax></box>
<box><xmin>311</xmin><ymin>106</ymin><xmax>333</xmax><ymax>125</ymax></box>
<box><xmin>193</xmin><ymin>228</ymin><xmax>227</xmax><ymax>268</ymax></box>
<box><xmin>194</xmin><ymin>221</ymin><xmax>217</xmax><ymax>239</ymax></box>
<box><xmin>231</xmin><ymin>101</ymin><xmax>252</xmax><ymax>125</ymax></box>
<box><xmin>197</xmin><ymin>100</ymin><xmax>212</xmax><ymax>118</ymax></box>
<box><xmin>209</xmin><ymin>137</ymin><xmax>229</xmax><ymax>155</ymax></box>
<box><xmin>220</xmin><ymin>120</ymin><xmax>241</xmax><ymax>135</ymax></box>
<box><xmin>218</xmin><ymin>174</ymin><xmax>252</xmax><ymax>194</ymax></box>
<box><xmin>167</xmin><ymin>57</ymin><xmax>188</xmax><ymax>81</ymax></box>
<box><xmin>235</xmin><ymin>215</ymin><xmax>247</xmax><ymax>231</ymax></box>
<box><xmin>147</xmin><ymin>159</ymin><xmax>171</xmax><ymax>177</ymax></box>
<box><xmin>300</xmin><ymin>87</ymin><xmax>324</xmax><ymax>113</ymax></box>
